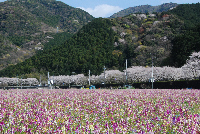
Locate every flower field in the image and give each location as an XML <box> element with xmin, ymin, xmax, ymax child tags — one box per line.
<box><xmin>0</xmin><ymin>89</ymin><xmax>200</xmax><ymax>133</ymax></box>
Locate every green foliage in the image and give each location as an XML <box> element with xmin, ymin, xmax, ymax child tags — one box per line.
<box><xmin>0</xmin><ymin>0</ymin><xmax>94</xmax><ymax>40</ymax></box>
<box><xmin>110</xmin><ymin>11</ymin><xmax>185</xmax><ymax>67</ymax></box>
<box><xmin>0</xmin><ymin>0</ymin><xmax>94</xmax><ymax>70</ymax></box>
<box><xmin>8</xmin><ymin>35</ymin><xmax>32</xmax><ymax>47</ymax></box>
<box><xmin>0</xmin><ymin>35</ymin><xmax>12</xmax><ymax>57</ymax></box>
<box><xmin>43</xmin><ymin>32</ymin><xmax>72</xmax><ymax>50</ymax></box>
<box><xmin>171</xmin><ymin>24</ymin><xmax>200</xmax><ymax>67</ymax></box>
<box><xmin>0</xmin><ymin>18</ymin><xmax>125</xmax><ymax>77</ymax></box>
<box><xmin>168</xmin><ymin>3</ymin><xmax>200</xmax><ymax>29</ymax></box>
<box><xmin>166</xmin><ymin>3</ymin><xmax>200</xmax><ymax>67</ymax></box>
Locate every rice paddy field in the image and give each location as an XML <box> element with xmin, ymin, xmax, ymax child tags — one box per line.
<box><xmin>0</xmin><ymin>89</ymin><xmax>200</xmax><ymax>133</ymax></box>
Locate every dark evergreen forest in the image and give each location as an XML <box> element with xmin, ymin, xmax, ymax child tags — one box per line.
<box><xmin>167</xmin><ymin>3</ymin><xmax>200</xmax><ymax>67</ymax></box>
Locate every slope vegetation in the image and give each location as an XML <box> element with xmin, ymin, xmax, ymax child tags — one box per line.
<box><xmin>0</xmin><ymin>0</ymin><xmax>94</xmax><ymax>70</ymax></box>
<box><xmin>1</xmin><ymin>3</ymin><xmax>200</xmax><ymax>78</ymax></box>
<box><xmin>0</xmin><ymin>18</ymin><xmax>121</xmax><ymax>77</ymax></box>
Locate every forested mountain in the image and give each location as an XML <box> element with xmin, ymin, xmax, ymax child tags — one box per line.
<box><xmin>0</xmin><ymin>18</ymin><xmax>120</xmax><ymax>77</ymax></box>
<box><xmin>0</xmin><ymin>13</ymin><xmax>185</xmax><ymax>77</ymax></box>
<box><xmin>0</xmin><ymin>0</ymin><xmax>94</xmax><ymax>70</ymax></box>
<box><xmin>109</xmin><ymin>3</ymin><xmax>178</xmax><ymax>18</ymax></box>
<box><xmin>0</xmin><ymin>3</ymin><xmax>200</xmax><ymax>78</ymax></box>
<box><xmin>171</xmin><ymin>25</ymin><xmax>200</xmax><ymax>67</ymax></box>
<box><xmin>110</xmin><ymin>12</ymin><xmax>185</xmax><ymax>67</ymax></box>
<box><xmin>166</xmin><ymin>3</ymin><xmax>200</xmax><ymax>67</ymax></box>
<box><xmin>167</xmin><ymin>3</ymin><xmax>200</xmax><ymax>29</ymax></box>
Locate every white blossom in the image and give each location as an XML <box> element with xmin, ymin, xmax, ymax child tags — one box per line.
<box><xmin>1</xmin><ymin>52</ymin><xmax>199</xmax><ymax>86</ymax></box>
<box><xmin>0</xmin><ymin>78</ymin><xmax>39</xmax><ymax>86</ymax></box>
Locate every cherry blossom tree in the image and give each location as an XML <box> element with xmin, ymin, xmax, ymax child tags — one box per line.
<box><xmin>51</xmin><ymin>74</ymin><xmax>88</xmax><ymax>86</ymax></box>
<box><xmin>0</xmin><ymin>78</ymin><xmax>39</xmax><ymax>86</ymax></box>
<box><xmin>1</xmin><ymin>52</ymin><xmax>199</xmax><ymax>86</ymax></box>
<box><xmin>182</xmin><ymin>51</ymin><xmax>200</xmax><ymax>79</ymax></box>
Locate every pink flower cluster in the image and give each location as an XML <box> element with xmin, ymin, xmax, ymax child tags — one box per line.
<box><xmin>0</xmin><ymin>89</ymin><xmax>199</xmax><ymax>133</ymax></box>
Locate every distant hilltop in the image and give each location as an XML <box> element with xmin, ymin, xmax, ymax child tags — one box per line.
<box><xmin>109</xmin><ymin>3</ymin><xmax>178</xmax><ymax>18</ymax></box>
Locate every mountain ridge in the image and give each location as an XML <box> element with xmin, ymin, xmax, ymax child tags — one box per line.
<box><xmin>109</xmin><ymin>3</ymin><xmax>179</xmax><ymax>18</ymax></box>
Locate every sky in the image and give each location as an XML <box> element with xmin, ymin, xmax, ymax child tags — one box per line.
<box><xmin>0</xmin><ymin>0</ymin><xmax>199</xmax><ymax>17</ymax></box>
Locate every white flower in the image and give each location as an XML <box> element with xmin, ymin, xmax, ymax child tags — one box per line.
<box><xmin>61</xmin><ymin>126</ymin><xmax>66</xmax><ymax>134</ymax></box>
<box><xmin>22</xmin><ymin>126</ymin><xmax>26</xmax><ymax>132</ymax></box>
<box><xmin>127</xmin><ymin>117</ymin><xmax>130</xmax><ymax>121</ymax></box>
<box><xmin>89</xmin><ymin>125</ymin><xmax>94</xmax><ymax>131</ymax></box>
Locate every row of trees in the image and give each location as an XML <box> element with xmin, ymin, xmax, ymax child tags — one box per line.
<box><xmin>51</xmin><ymin>66</ymin><xmax>198</xmax><ymax>86</ymax></box>
<box><xmin>50</xmin><ymin>52</ymin><xmax>200</xmax><ymax>86</ymax></box>
<box><xmin>1</xmin><ymin>52</ymin><xmax>199</xmax><ymax>86</ymax></box>
<box><xmin>0</xmin><ymin>78</ymin><xmax>38</xmax><ymax>86</ymax></box>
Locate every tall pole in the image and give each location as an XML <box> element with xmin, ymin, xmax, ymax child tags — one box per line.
<box><xmin>53</xmin><ymin>75</ymin><xmax>54</xmax><ymax>90</ymax></box>
<box><xmin>40</xmin><ymin>75</ymin><xmax>41</xmax><ymax>86</ymax></box>
<box><xmin>48</xmin><ymin>72</ymin><xmax>52</xmax><ymax>89</ymax></box>
<box><xmin>104</xmin><ymin>66</ymin><xmax>106</xmax><ymax>88</ymax></box>
<box><xmin>89</xmin><ymin>70</ymin><xmax>90</xmax><ymax>86</ymax></box>
<box><xmin>126</xmin><ymin>59</ymin><xmax>127</xmax><ymax>85</ymax></box>
<box><xmin>21</xmin><ymin>77</ymin><xmax>22</xmax><ymax>89</ymax></box>
<box><xmin>152</xmin><ymin>56</ymin><xmax>154</xmax><ymax>89</ymax></box>
<box><xmin>17</xmin><ymin>74</ymin><xmax>18</xmax><ymax>89</ymax></box>
<box><xmin>48</xmin><ymin>72</ymin><xmax>49</xmax><ymax>85</ymax></box>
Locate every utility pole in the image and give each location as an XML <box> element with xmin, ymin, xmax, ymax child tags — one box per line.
<box><xmin>17</xmin><ymin>74</ymin><xmax>18</xmax><ymax>89</ymax></box>
<box><xmin>126</xmin><ymin>59</ymin><xmax>127</xmax><ymax>85</ymax></box>
<box><xmin>53</xmin><ymin>75</ymin><xmax>54</xmax><ymax>90</ymax></box>
<box><xmin>21</xmin><ymin>77</ymin><xmax>22</xmax><ymax>89</ymax></box>
<box><xmin>40</xmin><ymin>75</ymin><xmax>41</xmax><ymax>86</ymax></box>
<box><xmin>151</xmin><ymin>54</ymin><xmax>154</xmax><ymax>89</ymax></box>
<box><xmin>48</xmin><ymin>72</ymin><xmax>52</xmax><ymax>90</ymax></box>
<box><xmin>89</xmin><ymin>70</ymin><xmax>90</xmax><ymax>86</ymax></box>
<box><xmin>48</xmin><ymin>72</ymin><xmax>49</xmax><ymax>86</ymax></box>
<box><xmin>103</xmin><ymin>66</ymin><xmax>106</xmax><ymax>88</ymax></box>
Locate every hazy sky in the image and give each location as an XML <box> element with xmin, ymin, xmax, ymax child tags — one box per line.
<box><xmin>0</xmin><ymin>0</ymin><xmax>199</xmax><ymax>17</ymax></box>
